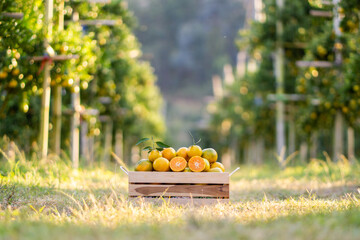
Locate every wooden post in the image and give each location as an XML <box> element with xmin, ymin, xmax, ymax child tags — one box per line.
<box><xmin>102</xmin><ymin>117</ymin><xmax>113</xmax><ymax>166</ymax></box>
<box><xmin>81</xmin><ymin>120</ymin><xmax>91</xmax><ymax>165</ymax></box>
<box><xmin>70</xmin><ymin>78</ymin><xmax>80</xmax><ymax>168</ymax></box>
<box><xmin>52</xmin><ymin>0</ymin><xmax>64</xmax><ymax>156</ymax></box>
<box><xmin>70</xmin><ymin>10</ymin><xmax>80</xmax><ymax>168</ymax></box>
<box><xmin>300</xmin><ymin>141</ymin><xmax>308</xmax><ymax>163</ymax></box>
<box><xmin>221</xmin><ymin>147</ymin><xmax>232</xmax><ymax>169</ymax></box>
<box><xmin>275</xmin><ymin>0</ymin><xmax>286</xmax><ymax>164</ymax></box>
<box><xmin>332</xmin><ymin>0</ymin><xmax>343</xmax><ymax>161</ymax></box>
<box><xmin>39</xmin><ymin>0</ymin><xmax>54</xmax><ymax>159</ymax></box>
<box><xmin>255</xmin><ymin>138</ymin><xmax>264</xmax><ymax>164</ymax></box>
<box><xmin>288</xmin><ymin>105</ymin><xmax>296</xmax><ymax>154</ymax></box>
<box><xmin>310</xmin><ymin>132</ymin><xmax>318</xmax><ymax>159</ymax></box>
<box><xmin>212</xmin><ymin>75</ymin><xmax>223</xmax><ymax>98</ymax></box>
<box><xmin>131</xmin><ymin>145</ymin><xmax>140</xmax><ymax>165</ymax></box>
<box><xmin>347</xmin><ymin>127</ymin><xmax>355</xmax><ymax>162</ymax></box>
<box><xmin>115</xmin><ymin>130</ymin><xmax>124</xmax><ymax>162</ymax></box>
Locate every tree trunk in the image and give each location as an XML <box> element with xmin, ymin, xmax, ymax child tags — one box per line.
<box><xmin>347</xmin><ymin>127</ymin><xmax>355</xmax><ymax>163</ymax></box>
<box><xmin>300</xmin><ymin>141</ymin><xmax>308</xmax><ymax>163</ymax></box>
<box><xmin>333</xmin><ymin>111</ymin><xmax>343</xmax><ymax>161</ymax></box>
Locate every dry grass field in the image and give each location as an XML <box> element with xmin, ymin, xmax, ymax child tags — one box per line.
<box><xmin>1</xmin><ymin>152</ymin><xmax>360</xmax><ymax>240</ymax></box>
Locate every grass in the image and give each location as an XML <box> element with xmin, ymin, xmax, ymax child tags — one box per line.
<box><xmin>1</xmin><ymin>151</ymin><xmax>360</xmax><ymax>239</ymax></box>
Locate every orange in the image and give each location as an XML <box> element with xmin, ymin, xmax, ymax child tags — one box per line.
<box><xmin>183</xmin><ymin>167</ymin><xmax>192</xmax><ymax>172</ymax></box>
<box><xmin>203</xmin><ymin>158</ymin><xmax>210</xmax><ymax>172</ymax></box>
<box><xmin>135</xmin><ymin>159</ymin><xmax>153</xmax><ymax>171</ymax></box>
<box><xmin>148</xmin><ymin>149</ymin><xmax>162</xmax><ymax>162</ymax></box>
<box><xmin>0</xmin><ymin>71</ymin><xmax>8</xmax><ymax>79</ymax></box>
<box><xmin>187</xmin><ymin>145</ymin><xmax>202</xmax><ymax>158</ymax></box>
<box><xmin>188</xmin><ymin>156</ymin><xmax>206</xmax><ymax>172</ymax></box>
<box><xmin>153</xmin><ymin>157</ymin><xmax>170</xmax><ymax>172</ymax></box>
<box><xmin>169</xmin><ymin>157</ymin><xmax>187</xmax><ymax>172</ymax></box>
<box><xmin>201</xmin><ymin>148</ymin><xmax>218</xmax><ymax>163</ymax></box>
<box><xmin>8</xmin><ymin>79</ymin><xmax>17</xmax><ymax>88</ymax></box>
<box><xmin>208</xmin><ymin>167</ymin><xmax>223</xmax><ymax>172</ymax></box>
<box><xmin>176</xmin><ymin>147</ymin><xmax>188</xmax><ymax>159</ymax></box>
<box><xmin>162</xmin><ymin>147</ymin><xmax>176</xmax><ymax>160</ymax></box>
<box><xmin>211</xmin><ymin>162</ymin><xmax>225</xmax><ymax>172</ymax></box>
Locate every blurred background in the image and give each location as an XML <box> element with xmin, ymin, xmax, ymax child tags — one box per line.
<box><xmin>1</xmin><ymin>0</ymin><xmax>360</xmax><ymax>168</ymax></box>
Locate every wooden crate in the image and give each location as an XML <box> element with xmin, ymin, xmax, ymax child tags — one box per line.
<box><xmin>128</xmin><ymin>172</ymin><xmax>229</xmax><ymax>205</ymax></box>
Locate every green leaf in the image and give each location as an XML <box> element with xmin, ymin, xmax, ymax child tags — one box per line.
<box><xmin>142</xmin><ymin>146</ymin><xmax>152</xmax><ymax>151</ymax></box>
<box><xmin>195</xmin><ymin>138</ymin><xmax>202</xmax><ymax>144</ymax></box>
<box><xmin>136</xmin><ymin>138</ymin><xmax>150</xmax><ymax>146</ymax></box>
<box><xmin>156</xmin><ymin>141</ymin><xmax>170</xmax><ymax>148</ymax></box>
<box><xmin>156</xmin><ymin>147</ymin><xmax>164</xmax><ymax>151</ymax></box>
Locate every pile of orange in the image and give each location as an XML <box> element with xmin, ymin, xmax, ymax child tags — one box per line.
<box><xmin>135</xmin><ymin>145</ymin><xmax>225</xmax><ymax>172</ymax></box>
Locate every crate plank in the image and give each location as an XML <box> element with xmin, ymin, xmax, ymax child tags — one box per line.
<box><xmin>129</xmin><ymin>184</ymin><xmax>229</xmax><ymax>197</ymax></box>
<box><xmin>129</xmin><ymin>172</ymin><xmax>229</xmax><ymax>184</ymax></box>
<box><xmin>130</xmin><ymin>197</ymin><xmax>229</xmax><ymax>205</ymax></box>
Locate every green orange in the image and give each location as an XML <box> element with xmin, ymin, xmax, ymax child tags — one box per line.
<box><xmin>201</xmin><ymin>148</ymin><xmax>218</xmax><ymax>163</ymax></box>
<box><xmin>135</xmin><ymin>159</ymin><xmax>153</xmax><ymax>171</ymax></box>
<box><xmin>208</xmin><ymin>167</ymin><xmax>223</xmax><ymax>172</ymax></box>
<box><xmin>203</xmin><ymin>158</ymin><xmax>210</xmax><ymax>172</ymax></box>
<box><xmin>210</xmin><ymin>162</ymin><xmax>225</xmax><ymax>172</ymax></box>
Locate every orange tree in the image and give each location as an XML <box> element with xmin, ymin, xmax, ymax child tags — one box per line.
<box><xmin>340</xmin><ymin>0</ymin><xmax>360</xmax><ymax>127</ymax></box>
<box><xmin>207</xmin><ymin>0</ymin><xmax>312</xmax><ymax>161</ymax></box>
<box><xmin>294</xmin><ymin>0</ymin><xmax>360</xmax><ymax>145</ymax></box>
<box><xmin>0</xmin><ymin>0</ymin><xmax>44</xmax><ymax>145</ymax></box>
<box><xmin>66</xmin><ymin>0</ymin><xmax>165</xmax><ymax>145</ymax></box>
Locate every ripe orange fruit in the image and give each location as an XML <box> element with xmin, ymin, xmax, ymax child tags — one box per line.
<box><xmin>203</xmin><ymin>158</ymin><xmax>210</xmax><ymax>172</ymax></box>
<box><xmin>188</xmin><ymin>156</ymin><xmax>206</xmax><ymax>172</ymax></box>
<box><xmin>135</xmin><ymin>159</ymin><xmax>153</xmax><ymax>171</ymax></box>
<box><xmin>211</xmin><ymin>162</ymin><xmax>225</xmax><ymax>172</ymax></box>
<box><xmin>0</xmin><ymin>71</ymin><xmax>8</xmax><ymax>79</ymax></box>
<box><xmin>176</xmin><ymin>147</ymin><xmax>188</xmax><ymax>159</ymax></box>
<box><xmin>187</xmin><ymin>145</ymin><xmax>202</xmax><ymax>158</ymax></box>
<box><xmin>153</xmin><ymin>157</ymin><xmax>170</xmax><ymax>172</ymax></box>
<box><xmin>8</xmin><ymin>79</ymin><xmax>17</xmax><ymax>88</ymax></box>
<box><xmin>169</xmin><ymin>157</ymin><xmax>187</xmax><ymax>172</ymax></box>
<box><xmin>201</xmin><ymin>148</ymin><xmax>218</xmax><ymax>163</ymax></box>
<box><xmin>148</xmin><ymin>149</ymin><xmax>162</xmax><ymax>162</ymax></box>
<box><xmin>183</xmin><ymin>167</ymin><xmax>191</xmax><ymax>172</ymax></box>
<box><xmin>162</xmin><ymin>147</ymin><xmax>176</xmax><ymax>160</ymax></box>
<box><xmin>208</xmin><ymin>167</ymin><xmax>223</xmax><ymax>172</ymax></box>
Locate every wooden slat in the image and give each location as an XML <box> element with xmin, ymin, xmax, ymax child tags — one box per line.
<box><xmin>284</xmin><ymin>42</ymin><xmax>306</xmax><ymax>49</ymax></box>
<box><xmin>29</xmin><ymin>55</ymin><xmax>79</xmax><ymax>61</ymax></box>
<box><xmin>1</xmin><ymin>12</ymin><xmax>24</xmax><ymax>19</ymax></box>
<box><xmin>87</xmin><ymin>0</ymin><xmax>111</xmax><ymax>3</ymax></box>
<box><xmin>129</xmin><ymin>172</ymin><xmax>229</xmax><ymax>184</ymax></box>
<box><xmin>321</xmin><ymin>1</ymin><xmax>333</xmax><ymax>5</ymax></box>
<box><xmin>296</xmin><ymin>61</ymin><xmax>333</xmax><ymax>68</ymax></box>
<box><xmin>130</xmin><ymin>197</ymin><xmax>229</xmax><ymax>205</ymax></box>
<box><xmin>267</xmin><ymin>93</ymin><xmax>306</xmax><ymax>102</ymax></box>
<box><xmin>65</xmin><ymin>20</ymin><xmax>118</xmax><ymax>26</ymax></box>
<box><xmin>129</xmin><ymin>184</ymin><xmax>229</xmax><ymax>198</ymax></box>
<box><xmin>310</xmin><ymin>10</ymin><xmax>333</xmax><ymax>17</ymax></box>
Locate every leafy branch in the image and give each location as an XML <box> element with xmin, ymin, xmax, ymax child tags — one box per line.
<box><xmin>135</xmin><ymin>137</ymin><xmax>170</xmax><ymax>153</ymax></box>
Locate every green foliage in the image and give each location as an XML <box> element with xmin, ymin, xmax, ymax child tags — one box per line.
<box><xmin>0</xmin><ymin>0</ymin><xmax>165</xmax><ymax>152</ymax></box>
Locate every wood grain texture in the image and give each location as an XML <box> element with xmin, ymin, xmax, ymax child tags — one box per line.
<box><xmin>129</xmin><ymin>184</ymin><xmax>229</xmax><ymax>197</ymax></box>
<box><xmin>130</xmin><ymin>197</ymin><xmax>229</xmax><ymax>205</ymax></box>
<box><xmin>128</xmin><ymin>172</ymin><xmax>229</xmax><ymax>184</ymax></box>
